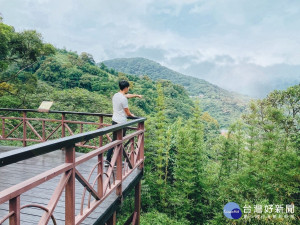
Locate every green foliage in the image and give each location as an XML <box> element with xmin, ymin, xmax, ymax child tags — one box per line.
<box><xmin>141</xmin><ymin>85</ymin><xmax>299</xmax><ymax>225</ymax></box>
<box><xmin>143</xmin><ymin>83</ymin><xmax>169</xmax><ymax>210</ymax></box>
<box><xmin>143</xmin><ymin>93</ymin><xmax>209</xmax><ymax>224</ymax></box>
<box><xmin>0</xmin><ymin>21</ymin><xmax>55</xmax><ymax>97</ymax></box>
<box><xmin>140</xmin><ymin>210</ymin><xmax>190</xmax><ymax>225</ymax></box>
<box><xmin>80</xmin><ymin>52</ymin><xmax>95</xmax><ymax>65</ymax></box>
<box><xmin>23</xmin><ymin>49</ymin><xmax>193</xmax><ymax>121</ymax></box>
<box><xmin>103</xmin><ymin>57</ymin><xmax>252</xmax><ymax>127</ymax></box>
<box><xmin>204</xmin><ymin>84</ymin><xmax>299</xmax><ymax>224</ymax></box>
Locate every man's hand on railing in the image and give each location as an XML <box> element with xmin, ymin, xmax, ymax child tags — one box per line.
<box><xmin>127</xmin><ymin>115</ymin><xmax>138</xmax><ymax>119</ymax></box>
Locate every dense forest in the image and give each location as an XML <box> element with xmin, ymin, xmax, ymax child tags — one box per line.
<box><xmin>0</xmin><ymin>19</ymin><xmax>299</xmax><ymax>224</ymax></box>
<box><xmin>103</xmin><ymin>57</ymin><xmax>252</xmax><ymax>127</ymax></box>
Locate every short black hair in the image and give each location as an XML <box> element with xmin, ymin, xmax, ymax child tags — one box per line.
<box><xmin>119</xmin><ymin>80</ymin><xmax>130</xmax><ymax>90</ymax></box>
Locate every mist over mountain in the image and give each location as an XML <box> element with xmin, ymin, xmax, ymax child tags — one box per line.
<box><xmin>102</xmin><ymin>57</ymin><xmax>252</xmax><ymax>127</ymax></box>
<box><xmin>163</xmin><ymin>58</ymin><xmax>300</xmax><ymax>98</ymax></box>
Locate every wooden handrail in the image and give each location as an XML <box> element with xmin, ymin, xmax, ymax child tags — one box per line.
<box><xmin>0</xmin><ymin>110</ymin><xmax>146</xmax><ymax>225</ymax></box>
<box><xmin>0</xmin><ymin>117</ymin><xmax>146</xmax><ymax>167</ymax></box>
<box><xmin>0</xmin><ymin>108</ymin><xmax>113</xmax><ymax>117</ymax></box>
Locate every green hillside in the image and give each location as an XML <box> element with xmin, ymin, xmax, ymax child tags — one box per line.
<box><xmin>0</xmin><ymin>48</ymin><xmax>194</xmax><ymax>122</ymax></box>
<box><xmin>102</xmin><ymin>57</ymin><xmax>252</xmax><ymax>127</ymax></box>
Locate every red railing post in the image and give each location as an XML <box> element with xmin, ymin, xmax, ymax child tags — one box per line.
<box><xmin>98</xmin><ymin>153</ymin><xmax>103</xmax><ymax>197</ymax></box>
<box><xmin>116</xmin><ymin>129</ymin><xmax>123</xmax><ymax>196</ymax></box>
<box><xmin>80</xmin><ymin>124</ymin><xmax>83</xmax><ymax>133</ymax></box>
<box><xmin>130</xmin><ymin>138</ymin><xmax>135</xmax><ymax>166</ymax></box>
<box><xmin>62</xmin><ymin>113</ymin><xmax>66</xmax><ymax>138</ymax></box>
<box><xmin>135</xmin><ymin>121</ymin><xmax>144</xmax><ymax>225</ymax></box>
<box><xmin>2</xmin><ymin>118</ymin><xmax>5</xmax><ymax>138</ymax></box>
<box><xmin>42</xmin><ymin>120</ymin><xmax>46</xmax><ymax>141</ymax></box>
<box><xmin>99</xmin><ymin>116</ymin><xmax>103</xmax><ymax>147</ymax></box>
<box><xmin>134</xmin><ymin>181</ymin><xmax>141</xmax><ymax>225</ymax></box>
<box><xmin>65</xmin><ymin>145</ymin><xmax>75</xmax><ymax>225</ymax></box>
<box><xmin>9</xmin><ymin>196</ymin><xmax>20</xmax><ymax>225</ymax></box>
<box><xmin>138</xmin><ymin>122</ymin><xmax>144</xmax><ymax>169</ymax></box>
<box><xmin>107</xmin><ymin>211</ymin><xmax>116</xmax><ymax>225</ymax></box>
<box><xmin>23</xmin><ymin>111</ymin><xmax>27</xmax><ymax>147</ymax></box>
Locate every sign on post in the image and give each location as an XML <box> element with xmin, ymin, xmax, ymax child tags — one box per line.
<box><xmin>38</xmin><ymin>101</ymin><xmax>53</xmax><ymax>112</ymax></box>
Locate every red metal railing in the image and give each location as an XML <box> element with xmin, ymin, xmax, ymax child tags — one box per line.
<box><xmin>0</xmin><ymin>109</ymin><xmax>145</xmax><ymax>225</ymax></box>
<box><xmin>0</xmin><ymin>108</ymin><xmax>116</xmax><ymax>148</ymax></box>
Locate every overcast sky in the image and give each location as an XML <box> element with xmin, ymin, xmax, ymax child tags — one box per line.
<box><xmin>1</xmin><ymin>0</ymin><xmax>299</xmax><ymax>97</ymax></box>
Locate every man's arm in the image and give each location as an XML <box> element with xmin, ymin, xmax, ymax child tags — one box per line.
<box><xmin>124</xmin><ymin>108</ymin><xmax>135</xmax><ymax>117</ymax></box>
<box><xmin>125</xmin><ymin>94</ymin><xmax>143</xmax><ymax>99</ymax></box>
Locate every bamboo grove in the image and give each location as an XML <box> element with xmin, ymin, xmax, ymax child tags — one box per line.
<box><xmin>139</xmin><ymin>84</ymin><xmax>299</xmax><ymax>225</ymax></box>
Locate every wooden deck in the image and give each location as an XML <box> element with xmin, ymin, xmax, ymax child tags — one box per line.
<box><xmin>0</xmin><ymin>146</ymin><xmax>142</xmax><ymax>225</ymax></box>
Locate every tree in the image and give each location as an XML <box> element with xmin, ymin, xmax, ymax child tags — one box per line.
<box><xmin>99</xmin><ymin>62</ymin><xmax>107</xmax><ymax>70</ymax></box>
<box><xmin>80</xmin><ymin>52</ymin><xmax>95</xmax><ymax>65</ymax></box>
<box><xmin>206</xmin><ymin>85</ymin><xmax>300</xmax><ymax>224</ymax></box>
<box><xmin>144</xmin><ymin>82</ymin><xmax>169</xmax><ymax>210</ymax></box>
<box><xmin>0</xmin><ymin>20</ymin><xmax>55</xmax><ymax>99</ymax></box>
<box><xmin>170</xmin><ymin>103</ymin><xmax>207</xmax><ymax>224</ymax></box>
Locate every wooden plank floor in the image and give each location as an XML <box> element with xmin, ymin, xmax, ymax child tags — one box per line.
<box><xmin>0</xmin><ymin>146</ymin><xmax>142</xmax><ymax>225</ymax></box>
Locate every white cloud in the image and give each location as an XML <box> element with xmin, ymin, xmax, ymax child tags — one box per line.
<box><xmin>1</xmin><ymin>0</ymin><xmax>299</xmax><ymax>66</ymax></box>
<box><xmin>0</xmin><ymin>0</ymin><xmax>299</xmax><ymax>96</ymax></box>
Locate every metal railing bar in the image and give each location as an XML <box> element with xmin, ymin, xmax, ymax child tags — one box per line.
<box><xmin>0</xmin><ymin>163</ymin><xmax>73</xmax><ymax>204</ymax></box>
<box><xmin>122</xmin><ymin>160</ymin><xmax>144</xmax><ymax>181</ymax></box>
<box><xmin>75</xmin><ymin>140</ymin><xmax>122</xmax><ymax>166</ymax></box>
<box><xmin>38</xmin><ymin>171</ymin><xmax>72</xmax><ymax>224</ymax></box>
<box><xmin>76</xmin><ymin>159</ymin><xmax>144</xmax><ymax>225</ymax></box>
<box><xmin>122</xmin><ymin>130</ymin><xmax>144</xmax><ymax>142</ymax></box>
<box><xmin>0</xmin><ymin>108</ymin><xmax>113</xmax><ymax>117</ymax></box>
<box><xmin>0</xmin><ymin>118</ymin><xmax>146</xmax><ymax>167</ymax></box>
<box><xmin>75</xmin><ymin>180</ymin><xmax>121</xmax><ymax>225</ymax></box>
<box><xmin>0</xmin><ymin>137</ymin><xmax>43</xmax><ymax>142</ymax></box>
<box><xmin>75</xmin><ymin>169</ymin><xmax>100</xmax><ymax>200</ymax></box>
<box><xmin>1</xmin><ymin>117</ymin><xmax>106</xmax><ymax>126</ymax></box>
<box><xmin>3</xmin><ymin>121</ymin><xmax>23</xmax><ymax>138</ymax></box>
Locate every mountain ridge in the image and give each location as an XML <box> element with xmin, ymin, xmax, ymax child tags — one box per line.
<box><xmin>102</xmin><ymin>57</ymin><xmax>250</xmax><ymax>97</ymax></box>
<box><xmin>102</xmin><ymin>57</ymin><xmax>252</xmax><ymax>127</ymax></box>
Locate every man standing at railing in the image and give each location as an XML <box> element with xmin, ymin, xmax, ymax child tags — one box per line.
<box><xmin>106</xmin><ymin>80</ymin><xmax>142</xmax><ymax>165</ymax></box>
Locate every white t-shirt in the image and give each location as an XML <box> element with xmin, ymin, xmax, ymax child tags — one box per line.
<box><xmin>112</xmin><ymin>92</ymin><xmax>128</xmax><ymax>123</ymax></box>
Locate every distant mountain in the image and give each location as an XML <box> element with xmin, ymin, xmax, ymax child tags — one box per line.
<box><xmin>102</xmin><ymin>57</ymin><xmax>252</xmax><ymax>127</ymax></box>
<box><xmin>179</xmin><ymin>61</ymin><xmax>300</xmax><ymax>98</ymax></box>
